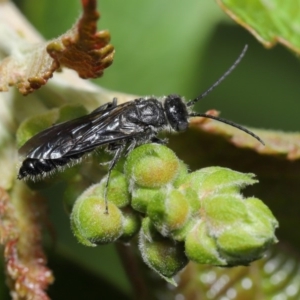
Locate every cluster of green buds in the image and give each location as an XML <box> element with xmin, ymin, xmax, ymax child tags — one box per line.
<box><xmin>70</xmin><ymin>143</ymin><xmax>278</xmax><ymax>282</ymax></box>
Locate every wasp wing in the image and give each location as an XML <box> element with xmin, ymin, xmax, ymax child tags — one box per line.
<box><xmin>19</xmin><ymin>100</ymin><xmax>137</xmax><ymax>160</ymax></box>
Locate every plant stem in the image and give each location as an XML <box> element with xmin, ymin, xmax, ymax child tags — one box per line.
<box><xmin>115</xmin><ymin>242</ymin><xmax>150</xmax><ymax>300</ymax></box>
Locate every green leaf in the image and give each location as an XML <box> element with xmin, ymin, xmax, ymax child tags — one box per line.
<box><xmin>217</xmin><ymin>0</ymin><xmax>300</xmax><ymax>53</ymax></box>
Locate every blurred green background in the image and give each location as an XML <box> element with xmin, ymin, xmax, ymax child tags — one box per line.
<box><xmin>14</xmin><ymin>0</ymin><xmax>300</xmax><ymax>131</ymax></box>
<box><xmin>2</xmin><ymin>0</ymin><xmax>300</xmax><ymax>299</ymax></box>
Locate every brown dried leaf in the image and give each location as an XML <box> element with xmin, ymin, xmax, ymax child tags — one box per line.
<box><xmin>1</xmin><ymin>185</ymin><xmax>54</xmax><ymax>300</ymax></box>
<box><xmin>189</xmin><ymin>110</ymin><xmax>300</xmax><ymax>160</ymax></box>
<box><xmin>0</xmin><ymin>0</ymin><xmax>114</xmax><ymax>95</ymax></box>
<box><xmin>47</xmin><ymin>0</ymin><xmax>114</xmax><ymax>79</ymax></box>
<box><xmin>0</xmin><ymin>44</ymin><xmax>57</xmax><ymax>95</ymax></box>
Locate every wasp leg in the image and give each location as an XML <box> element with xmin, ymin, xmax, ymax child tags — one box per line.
<box><xmin>104</xmin><ymin>143</ymin><xmax>126</xmax><ymax>214</ymax></box>
<box><xmin>123</xmin><ymin>139</ymin><xmax>137</xmax><ymax>156</ymax></box>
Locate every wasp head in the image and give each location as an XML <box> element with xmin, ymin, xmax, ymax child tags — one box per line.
<box><xmin>164</xmin><ymin>94</ymin><xmax>189</xmax><ymax>132</ymax></box>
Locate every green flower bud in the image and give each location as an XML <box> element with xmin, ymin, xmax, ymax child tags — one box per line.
<box><xmin>131</xmin><ymin>187</ymin><xmax>167</xmax><ymax>213</ymax></box>
<box><xmin>119</xmin><ymin>207</ymin><xmax>141</xmax><ymax>242</ymax></box>
<box><xmin>170</xmin><ymin>217</ymin><xmax>197</xmax><ymax>242</ymax></box>
<box><xmin>179</xmin><ymin>167</ymin><xmax>257</xmax><ymax>198</ymax></box>
<box><xmin>178</xmin><ymin>187</ymin><xmax>201</xmax><ymax>216</ymax></box>
<box><xmin>99</xmin><ymin>170</ymin><xmax>130</xmax><ymax>208</ymax></box>
<box><xmin>124</xmin><ymin>144</ymin><xmax>180</xmax><ymax>188</ymax></box>
<box><xmin>139</xmin><ymin>228</ymin><xmax>188</xmax><ymax>281</ymax></box>
<box><xmin>71</xmin><ymin>196</ymin><xmax>123</xmax><ymax>246</ymax></box>
<box><xmin>173</xmin><ymin>160</ymin><xmax>189</xmax><ymax>187</ymax></box>
<box><xmin>246</xmin><ymin>197</ymin><xmax>279</xmax><ymax>232</ymax></box>
<box><xmin>76</xmin><ymin>170</ymin><xmax>130</xmax><ymax>208</ymax></box>
<box><xmin>217</xmin><ymin>227</ymin><xmax>269</xmax><ymax>265</ymax></box>
<box><xmin>147</xmin><ymin>190</ymin><xmax>190</xmax><ymax>235</ymax></box>
<box><xmin>185</xmin><ymin>194</ymin><xmax>278</xmax><ymax>266</ymax></box>
<box><xmin>141</xmin><ymin>217</ymin><xmax>161</xmax><ymax>242</ymax></box>
<box><xmin>216</xmin><ymin>197</ymin><xmax>278</xmax><ymax>265</ymax></box>
<box><xmin>203</xmin><ymin>194</ymin><xmax>248</xmax><ymax>229</ymax></box>
<box><xmin>185</xmin><ymin>220</ymin><xmax>226</xmax><ymax>265</ymax></box>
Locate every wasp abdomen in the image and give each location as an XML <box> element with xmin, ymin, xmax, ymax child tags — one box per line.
<box><xmin>18</xmin><ymin>158</ymin><xmax>50</xmax><ymax>179</ymax></box>
<box><xmin>18</xmin><ymin>154</ymin><xmax>83</xmax><ymax>179</ymax></box>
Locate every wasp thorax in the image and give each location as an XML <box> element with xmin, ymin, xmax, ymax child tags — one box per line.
<box><xmin>164</xmin><ymin>95</ymin><xmax>189</xmax><ymax>132</ymax></box>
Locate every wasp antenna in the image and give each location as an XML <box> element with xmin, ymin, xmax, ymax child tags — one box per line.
<box><xmin>189</xmin><ymin>112</ymin><xmax>265</xmax><ymax>145</ymax></box>
<box><xmin>186</xmin><ymin>45</ymin><xmax>248</xmax><ymax>108</ymax></box>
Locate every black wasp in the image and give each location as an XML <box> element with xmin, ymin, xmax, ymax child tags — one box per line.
<box><xmin>18</xmin><ymin>45</ymin><xmax>264</xmax><ymax>211</ymax></box>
